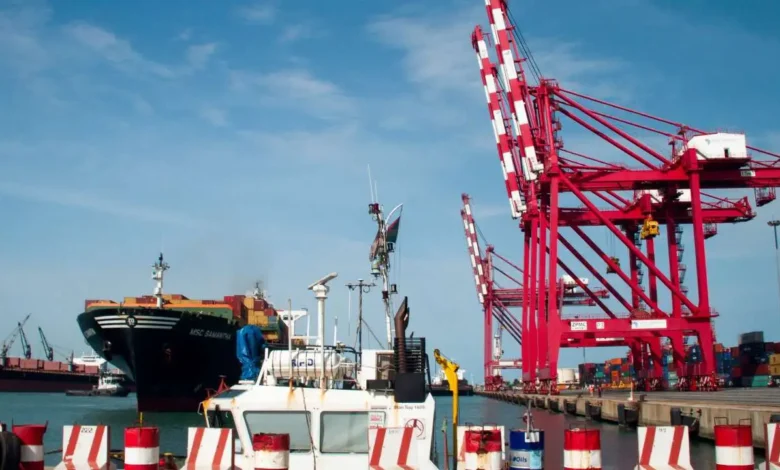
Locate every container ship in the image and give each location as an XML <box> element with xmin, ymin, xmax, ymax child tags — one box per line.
<box><xmin>77</xmin><ymin>254</ymin><xmax>290</xmax><ymax>412</ymax></box>
<box><xmin>1</xmin><ymin>315</ymin><xmax>102</xmax><ymax>392</ymax></box>
<box><xmin>577</xmin><ymin>330</ymin><xmax>780</xmax><ymax>389</ymax></box>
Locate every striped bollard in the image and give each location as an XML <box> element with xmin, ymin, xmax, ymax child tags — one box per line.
<box><xmin>124</xmin><ymin>427</ymin><xmax>160</xmax><ymax>470</ymax></box>
<box><xmin>463</xmin><ymin>429</ymin><xmax>503</xmax><ymax>470</ymax></box>
<box><xmin>13</xmin><ymin>424</ymin><xmax>47</xmax><ymax>470</ymax></box>
<box><xmin>714</xmin><ymin>422</ymin><xmax>753</xmax><ymax>469</ymax></box>
<box><xmin>253</xmin><ymin>433</ymin><xmax>289</xmax><ymax>470</ymax></box>
<box><xmin>509</xmin><ymin>429</ymin><xmax>544</xmax><ymax>469</ymax></box>
<box><xmin>563</xmin><ymin>428</ymin><xmax>601</xmax><ymax>470</ymax></box>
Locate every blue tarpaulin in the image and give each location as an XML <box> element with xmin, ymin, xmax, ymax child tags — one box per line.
<box><xmin>236</xmin><ymin>325</ymin><xmax>266</xmax><ymax>381</ymax></box>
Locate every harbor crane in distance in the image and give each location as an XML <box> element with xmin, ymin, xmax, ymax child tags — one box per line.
<box><xmin>1</xmin><ymin>313</ymin><xmax>32</xmax><ymax>360</ymax></box>
<box><xmin>39</xmin><ymin>327</ymin><xmax>54</xmax><ymax>361</ymax></box>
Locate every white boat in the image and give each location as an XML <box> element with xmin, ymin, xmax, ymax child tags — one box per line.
<box><xmin>201</xmin><ymin>199</ymin><xmax>440</xmax><ymax>469</ymax></box>
<box><xmin>72</xmin><ymin>351</ymin><xmax>107</xmax><ymax>368</ymax></box>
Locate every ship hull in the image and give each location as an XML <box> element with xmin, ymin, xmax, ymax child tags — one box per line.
<box><xmin>77</xmin><ymin>307</ymin><xmax>241</xmax><ymax>412</ymax></box>
<box><xmin>0</xmin><ymin>369</ymin><xmax>98</xmax><ymax>393</ymax></box>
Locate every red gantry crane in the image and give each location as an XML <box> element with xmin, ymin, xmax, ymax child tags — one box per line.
<box><xmin>461</xmin><ymin>193</ymin><xmax>610</xmax><ymax>391</ymax></box>
<box><xmin>469</xmin><ymin>0</ymin><xmax>776</xmax><ymax>394</ymax></box>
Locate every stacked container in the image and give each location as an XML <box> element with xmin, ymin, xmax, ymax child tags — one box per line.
<box><xmin>738</xmin><ymin>331</ymin><xmax>770</xmax><ymax>387</ymax></box>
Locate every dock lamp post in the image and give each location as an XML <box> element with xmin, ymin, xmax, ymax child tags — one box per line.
<box><xmin>769</xmin><ymin>219</ymin><xmax>780</xmax><ymax>311</ymax></box>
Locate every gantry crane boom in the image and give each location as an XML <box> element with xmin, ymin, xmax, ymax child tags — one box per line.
<box><xmin>18</xmin><ymin>321</ymin><xmax>31</xmax><ymax>359</ymax></box>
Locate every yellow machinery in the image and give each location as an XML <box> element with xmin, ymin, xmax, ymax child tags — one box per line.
<box><xmin>641</xmin><ymin>216</ymin><xmax>659</xmax><ymax>240</ymax></box>
<box><xmin>433</xmin><ymin>348</ymin><xmax>460</xmax><ymax>470</ymax></box>
<box><xmin>606</xmin><ymin>256</ymin><xmax>620</xmax><ymax>273</ymax></box>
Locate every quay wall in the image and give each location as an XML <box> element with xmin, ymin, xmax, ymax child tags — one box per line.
<box><xmin>478</xmin><ymin>390</ymin><xmax>780</xmax><ymax>449</ymax></box>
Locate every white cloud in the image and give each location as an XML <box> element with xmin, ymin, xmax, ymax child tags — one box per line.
<box><xmin>236</xmin><ymin>2</ymin><xmax>275</xmax><ymax>24</ymax></box>
<box><xmin>186</xmin><ymin>42</ymin><xmax>217</xmax><ymax>70</ymax></box>
<box><xmin>177</xmin><ymin>28</ymin><xmax>192</xmax><ymax>41</ymax></box>
<box><xmin>229</xmin><ymin>68</ymin><xmax>356</xmax><ymax>120</ymax></box>
<box><xmin>0</xmin><ymin>2</ymin><xmax>53</xmax><ymax>76</ymax></box>
<box><xmin>199</xmin><ymin>107</ymin><xmax>228</xmax><ymax>127</ymax></box>
<box><xmin>64</xmin><ymin>22</ymin><xmax>175</xmax><ymax>78</ymax></box>
<box><xmin>0</xmin><ymin>181</ymin><xmax>201</xmax><ymax>227</ymax></box>
<box><xmin>280</xmin><ymin>23</ymin><xmax>316</xmax><ymax>43</ymax></box>
<box><xmin>367</xmin><ymin>8</ymin><xmax>479</xmax><ymax>96</ymax></box>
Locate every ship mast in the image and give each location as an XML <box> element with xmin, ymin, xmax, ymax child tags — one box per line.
<box><xmin>368</xmin><ymin>201</ymin><xmax>402</xmax><ymax>348</ymax></box>
<box><xmin>152</xmin><ymin>253</ymin><xmax>170</xmax><ymax>308</ymax></box>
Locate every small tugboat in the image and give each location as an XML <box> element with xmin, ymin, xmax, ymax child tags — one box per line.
<box><xmin>200</xmin><ymin>197</ymin><xmax>441</xmax><ymax>469</ymax></box>
<box><xmin>65</xmin><ymin>373</ymin><xmax>130</xmax><ymax>397</ymax></box>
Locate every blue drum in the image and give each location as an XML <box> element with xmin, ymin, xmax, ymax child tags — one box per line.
<box><xmin>508</xmin><ymin>429</ymin><xmax>544</xmax><ymax>469</ymax></box>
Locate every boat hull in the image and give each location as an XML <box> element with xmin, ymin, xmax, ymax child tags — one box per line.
<box><xmin>77</xmin><ymin>307</ymin><xmax>241</xmax><ymax>412</ymax></box>
<box><xmin>0</xmin><ymin>368</ymin><xmax>98</xmax><ymax>393</ymax></box>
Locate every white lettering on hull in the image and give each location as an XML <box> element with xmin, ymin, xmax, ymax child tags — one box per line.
<box><xmin>189</xmin><ymin>328</ymin><xmax>232</xmax><ymax>340</ymax></box>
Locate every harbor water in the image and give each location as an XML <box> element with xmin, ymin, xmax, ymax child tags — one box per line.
<box><xmin>0</xmin><ymin>392</ymin><xmax>754</xmax><ymax>468</ymax></box>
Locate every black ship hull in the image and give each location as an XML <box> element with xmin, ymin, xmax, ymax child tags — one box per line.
<box><xmin>0</xmin><ymin>368</ymin><xmax>98</xmax><ymax>393</ymax></box>
<box><xmin>427</xmin><ymin>385</ymin><xmax>474</xmax><ymax>396</ymax></box>
<box><xmin>77</xmin><ymin>307</ymin><xmax>241</xmax><ymax>412</ymax></box>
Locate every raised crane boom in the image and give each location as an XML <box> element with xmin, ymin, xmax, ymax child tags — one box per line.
<box><xmin>1</xmin><ymin>313</ymin><xmax>31</xmax><ymax>360</ymax></box>
<box><xmin>38</xmin><ymin>327</ymin><xmax>54</xmax><ymax>361</ymax></box>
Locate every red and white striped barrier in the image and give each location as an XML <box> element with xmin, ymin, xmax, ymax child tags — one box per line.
<box><xmin>124</xmin><ymin>427</ymin><xmax>160</xmax><ymax>470</ymax></box>
<box><xmin>766</xmin><ymin>423</ymin><xmax>780</xmax><ymax>469</ymax></box>
<box><xmin>714</xmin><ymin>423</ymin><xmax>753</xmax><ymax>469</ymax></box>
<box><xmin>54</xmin><ymin>425</ymin><xmax>113</xmax><ymax>470</ymax></box>
<box><xmin>634</xmin><ymin>426</ymin><xmax>692</xmax><ymax>470</ymax></box>
<box><xmin>183</xmin><ymin>427</ymin><xmax>235</xmax><ymax>470</ymax></box>
<box><xmin>368</xmin><ymin>426</ymin><xmax>418</xmax><ymax>470</ymax></box>
<box><xmin>253</xmin><ymin>433</ymin><xmax>289</xmax><ymax>470</ymax></box>
<box><xmin>457</xmin><ymin>425</ymin><xmax>506</xmax><ymax>465</ymax></box>
<box><xmin>564</xmin><ymin>428</ymin><xmax>601</xmax><ymax>470</ymax></box>
<box><xmin>463</xmin><ymin>429</ymin><xmax>502</xmax><ymax>470</ymax></box>
<box><xmin>13</xmin><ymin>424</ymin><xmax>47</xmax><ymax>470</ymax></box>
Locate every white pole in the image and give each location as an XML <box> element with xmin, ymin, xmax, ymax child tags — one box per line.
<box><xmin>306</xmin><ymin>315</ymin><xmax>311</xmax><ymax>347</ymax></box>
<box><xmin>313</xmin><ymin>284</ymin><xmax>329</xmax><ymax>390</ymax></box>
<box><xmin>287</xmin><ymin>300</ymin><xmax>293</xmax><ymax>355</ymax></box>
<box><xmin>334</xmin><ymin>315</ymin><xmax>338</xmax><ymax>345</ymax></box>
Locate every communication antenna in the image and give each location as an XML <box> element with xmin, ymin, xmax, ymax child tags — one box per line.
<box><xmin>152</xmin><ymin>253</ymin><xmax>170</xmax><ymax>308</ymax></box>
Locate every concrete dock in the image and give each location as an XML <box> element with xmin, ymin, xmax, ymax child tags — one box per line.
<box><xmin>478</xmin><ymin>388</ymin><xmax>780</xmax><ymax>448</ymax></box>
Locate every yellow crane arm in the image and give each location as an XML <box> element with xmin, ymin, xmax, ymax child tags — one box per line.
<box><xmin>434</xmin><ymin>348</ymin><xmax>460</xmax><ymax>470</ymax></box>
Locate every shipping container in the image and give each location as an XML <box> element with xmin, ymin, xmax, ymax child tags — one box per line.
<box><xmin>741</xmin><ymin>375</ymin><xmax>770</xmax><ymax>387</ymax></box>
<box><xmin>43</xmin><ymin>361</ymin><xmax>59</xmax><ymax>371</ymax></box>
<box><xmin>770</xmin><ymin>354</ymin><xmax>780</xmax><ymax>366</ymax></box>
<box><xmin>739</xmin><ymin>331</ymin><xmax>764</xmax><ymax>345</ymax></box>
<box><xmin>85</xmin><ymin>365</ymin><xmax>99</xmax><ymax>375</ymax></box>
<box><xmin>770</xmin><ymin>365</ymin><xmax>780</xmax><ymax>376</ymax></box>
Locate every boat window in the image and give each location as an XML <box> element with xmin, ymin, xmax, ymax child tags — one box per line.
<box><xmin>207</xmin><ymin>408</ymin><xmax>237</xmax><ymax>431</ymax></box>
<box><xmin>320</xmin><ymin>411</ymin><xmax>373</xmax><ymax>454</ymax></box>
<box><xmin>243</xmin><ymin>411</ymin><xmax>312</xmax><ymax>452</ymax></box>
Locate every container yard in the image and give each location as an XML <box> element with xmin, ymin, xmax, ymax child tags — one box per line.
<box><xmin>574</xmin><ymin>330</ymin><xmax>780</xmax><ymax>390</ymax></box>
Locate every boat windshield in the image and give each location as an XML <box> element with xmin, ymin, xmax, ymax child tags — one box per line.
<box><xmin>243</xmin><ymin>411</ymin><xmax>314</xmax><ymax>453</ymax></box>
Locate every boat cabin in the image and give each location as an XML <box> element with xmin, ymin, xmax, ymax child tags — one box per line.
<box><xmin>203</xmin><ymin>343</ymin><xmax>439</xmax><ymax>469</ymax></box>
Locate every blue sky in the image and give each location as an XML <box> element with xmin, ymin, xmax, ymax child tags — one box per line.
<box><xmin>1</xmin><ymin>0</ymin><xmax>779</xmax><ymax>381</ymax></box>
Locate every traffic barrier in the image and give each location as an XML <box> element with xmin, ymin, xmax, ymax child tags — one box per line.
<box><xmin>713</xmin><ymin>423</ymin><xmax>753</xmax><ymax>469</ymax></box>
<box><xmin>124</xmin><ymin>427</ymin><xmax>160</xmax><ymax>470</ymax></box>
<box><xmin>508</xmin><ymin>429</ymin><xmax>544</xmax><ymax>469</ymax></box>
<box><xmin>183</xmin><ymin>427</ymin><xmax>235</xmax><ymax>470</ymax></box>
<box><xmin>13</xmin><ymin>424</ymin><xmax>47</xmax><ymax>470</ymax></box>
<box><xmin>634</xmin><ymin>426</ymin><xmax>692</xmax><ymax>470</ymax></box>
<box><xmin>368</xmin><ymin>426</ymin><xmax>417</xmax><ymax>470</ymax></box>
<box><xmin>563</xmin><ymin>428</ymin><xmax>601</xmax><ymax>470</ymax></box>
<box><xmin>766</xmin><ymin>423</ymin><xmax>780</xmax><ymax>469</ymax></box>
<box><xmin>53</xmin><ymin>425</ymin><xmax>114</xmax><ymax>470</ymax></box>
<box><xmin>463</xmin><ymin>428</ymin><xmax>502</xmax><ymax>470</ymax></box>
<box><xmin>253</xmin><ymin>433</ymin><xmax>289</xmax><ymax>470</ymax></box>
<box><xmin>458</xmin><ymin>425</ymin><xmax>506</xmax><ymax>466</ymax></box>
